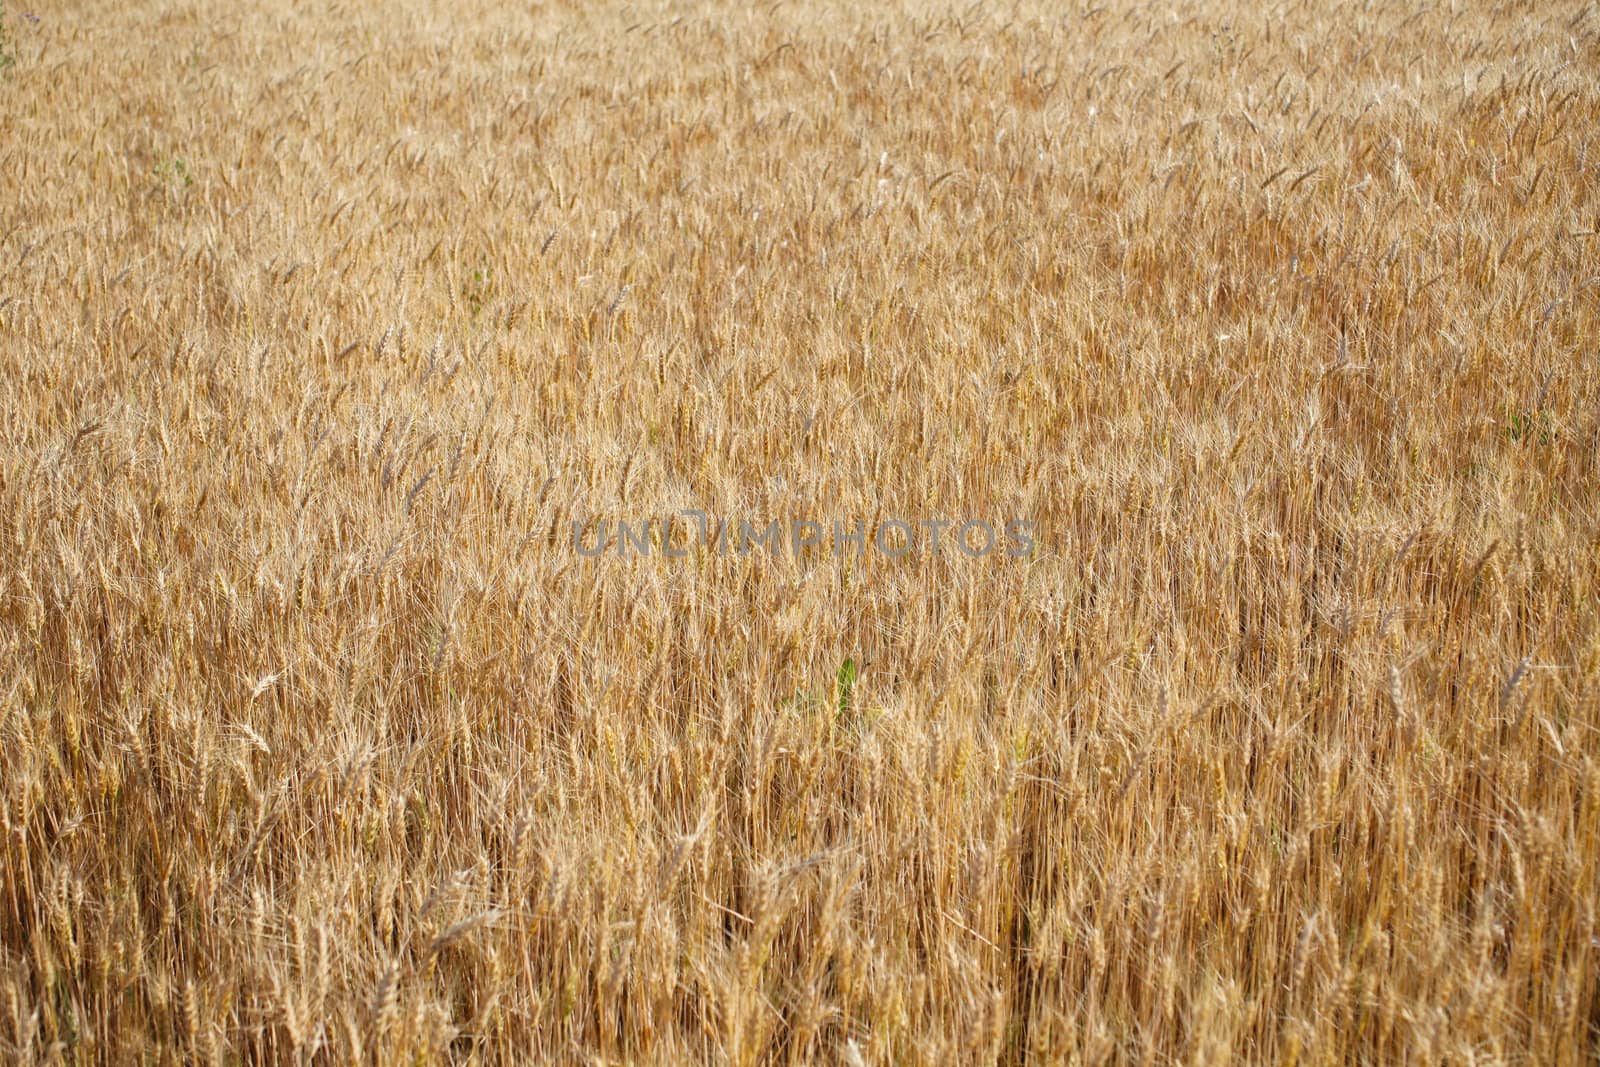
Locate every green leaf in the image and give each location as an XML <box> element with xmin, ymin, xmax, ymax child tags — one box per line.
<box><xmin>835</xmin><ymin>657</ymin><xmax>857</xmax><ymax>719</ymax></box>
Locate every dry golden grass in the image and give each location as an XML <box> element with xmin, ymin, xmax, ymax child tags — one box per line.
<box><xmin>1</xmin><ymin>0</ymin><xmax>1598</xmax><ymax>1061</ymax></box>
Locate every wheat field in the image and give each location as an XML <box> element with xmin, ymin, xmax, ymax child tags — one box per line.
<box><xmin>1</xmin><ymin>0</ymin><xmax>1598</xmax><ymax>1062</ymax></box>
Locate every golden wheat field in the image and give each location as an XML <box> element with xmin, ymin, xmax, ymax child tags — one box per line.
<box><xmin>1</xmin><ymin>0</ymin><xmax>1598</xmax><ymax>1061</ymax></box>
